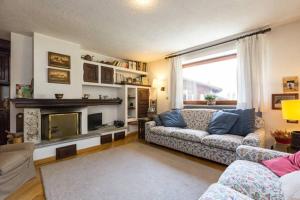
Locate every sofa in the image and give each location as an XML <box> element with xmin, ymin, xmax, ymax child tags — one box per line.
<box><xmin>0</xmin><ymin>143</ymin><xmax>36</xmax><ymax>200</ymax></box>
<box><xmin>145</xmin><ymin>109</ymin><xmax>265</xmax><ymax>165</ymax></box>
<box><xmin>199</xmin><ymin>145</ymin><xmax>292</xmax><ymax>200</ymax></box>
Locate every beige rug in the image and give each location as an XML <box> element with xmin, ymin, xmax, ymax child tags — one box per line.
<box><xmin>41</xmin><ymin>142</ymin><xmax>224</xmax><ymax>200</ymax></box>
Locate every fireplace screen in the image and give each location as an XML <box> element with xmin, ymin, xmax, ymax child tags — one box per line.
<box><xmin>42</xmin><ymin>112</ymin><xmax>81</xmax><ymax>140</ymax></box>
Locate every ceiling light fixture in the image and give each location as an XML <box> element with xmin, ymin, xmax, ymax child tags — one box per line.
<box><xmin>130</xmin><ymin>0</ymin><xmax>155</xmax><ymax>9</ymax></box>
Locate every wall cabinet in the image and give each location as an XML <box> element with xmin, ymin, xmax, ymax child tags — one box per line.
<box><xmin>101</xmin><ymin>66</ymin><xmax>114</xmax><ymax>84</ymax></box>
<box><xmin>0</xmin><ymin>53</ymin><xmax>9</xmax><ymax>85</ymax></box>
<box><xmin>83</xmin><ymin>63</ymin><xmax>99</xmax><ymax>83</ymax></box>
<box><xmin>138</xmin><ymin>88</ymin><xmax>149</xmax><ymax>118</ymax></box>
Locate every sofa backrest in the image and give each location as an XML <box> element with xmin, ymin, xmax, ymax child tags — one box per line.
<box><xmin>181</xmin><ymin>109</ymin><xmax>216</xmax><ymax>131</ymax></box>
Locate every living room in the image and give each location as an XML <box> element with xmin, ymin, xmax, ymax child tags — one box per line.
<box><xmin>0</xmin><ymin>1</ymin><xmax>300</xmax><ymax>200</ymax></box>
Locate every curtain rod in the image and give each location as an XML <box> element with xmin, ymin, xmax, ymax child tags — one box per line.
<box><xmin>165</xmin><ymin>27</ymin><xmax>271</xmax><ymax>59</ymax></box>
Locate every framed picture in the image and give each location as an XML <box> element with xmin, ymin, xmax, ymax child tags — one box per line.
<box><xmin>283</xmin><ymin>76</ymin><xmax>298</xmax><ymax>93</ymax></box>
<box><xmin>272</xmin><ymin>93</ymin><xmax>299</xmax><ymax>110</ymax></box>
<box><xmin>48</xmin><ymin>52</ymin><xmax>71</xmax><ymax>69</ymax></box>
<box><xmin>16</xmin><ymin>84</ymin><xmax>32</xmax><ymax>98</ymax></box>
<box><xmin>48</xmin><ymin>68</ymin><xmax>70</xmax><ymax>84</ymax></box>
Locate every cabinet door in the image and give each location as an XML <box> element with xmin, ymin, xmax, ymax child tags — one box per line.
<box><xmin>0</xmin><ymin>107</ymin><xmax>9</xmax><ymax>145</ymax></box>
<box><xmin>138</xmin><ymin>88</ymin><xmax>149</xmax><ymax>118</ymax></box>
<box><xmin>0</xmin><ymin>53</ymin><xmax>9</xmax><ymax>85</ymax></box>
<box><xmin>83</xmin><ymin>63</ymin><xmax>99</xmax><ymax>83</ymax></box>
<box><xmin>101</xmin><ymin>66</ymin><xmax>114</xmax><ymax>84</ymax></box>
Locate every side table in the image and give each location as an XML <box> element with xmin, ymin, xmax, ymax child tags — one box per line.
<box><xmin>138</xmin><ymin>117</ymin><xmax>151</xmax><ymax>140</ymax></box>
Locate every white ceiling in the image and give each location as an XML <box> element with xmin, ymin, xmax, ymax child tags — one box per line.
<box><xmin>1</xmin><ymin>0</ymin><xmax>300</xmax><ymax>62</ymax></box>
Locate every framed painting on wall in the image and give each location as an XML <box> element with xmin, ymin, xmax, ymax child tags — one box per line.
<box><xmin>272</xmin><ymin>93</ymin><xmax>299</xmax><ymax>110</ymax></box>
<box><xmin>283</xmin><ymin>76</ymin><xmax>299</xmax><ymax>93</ymax></box>
<box><xmin>48</xmin><ymin>51</ymin><xmax>71</xmax><ymax>69</ymax></box>
<box><xmin>48</xmin><ymin>68</ymin><xmax>70</xmax><ymax>84</ymax></box>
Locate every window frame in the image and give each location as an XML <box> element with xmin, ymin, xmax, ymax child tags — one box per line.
<box><xmin>182</xmin><ymin>53</ymin><xmax>237</xmax><ymax>106</ymax></box>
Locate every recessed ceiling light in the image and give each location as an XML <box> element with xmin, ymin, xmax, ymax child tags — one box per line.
<box><xmin>135</xmin><ymin>0</ymin><xmax>152</xmax><ymax>6</ymax></box>
<box><xmin>130</xmin><ymin>0</ymin><xmax>156</xmax><ymax>9</ymax></box>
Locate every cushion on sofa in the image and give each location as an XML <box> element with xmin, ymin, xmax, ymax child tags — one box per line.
<box><xmin>153</xmin><ymin>115</ymin><xmax>163</xmax><ymax>126</ymax></box>
<box><xmin>223</xmin><ymin>109</ymin><xmax>255</xmax><ymax>136</ymax></box>
<box><xmin>208</xmin><ymin>111</ymin><xmax>239</xmax><ymax>135</ymax></box>
<box><xmin>0</xmin><ymin>150</ymin><xmax>30</xmax><ymax>175</ymax></box>
<box><xmin>262</xmin><ymin>151</ymin><xmax>300</xmax><ymax>177</ymax></box>
<box><xmin>199</xmin><ymin>183</ymin><xmax>252</xmax><ymax>200</ymax></box>
<box><xmin>150</xmin><ymin>126</ymin><xmax>182</xmax><ymax>137</ymax></box>
<box><xmin>159</xmin><ymin>110</ymin><xmax>187</xmax><ymax>128</ymax></box>
<box><xmin>181</xmin><ymin>109</ymin><xmax>216</xmax><ymax>131</ymax></box>
<box><xmin>219</xmin><ymin>160</ymin><xmax>284</xmax><ymax>200</ymax></box>
<box><xmin>170</xmin><ymin>129</ymin><xmax>209</xmax><ymax>143</ymax></box>
<box><xmin>280</xmin><ymin>171</ymin><xmax>300</xmax><ymax>200</ymax></box>
<box><xmin>201</xmin><ymin>134</ymin><xmax>243</xmax><ymax>151</ymax></box>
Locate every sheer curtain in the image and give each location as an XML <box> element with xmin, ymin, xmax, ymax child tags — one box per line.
<box><xmin>236</xmin><ymin>34</ymin><xmax>266</xmax><ymax>111</ymax></box>
<box><xmin>170</xmin><ymin>56</ymin><xmax>183</xmax><ymax>109</ymax></box>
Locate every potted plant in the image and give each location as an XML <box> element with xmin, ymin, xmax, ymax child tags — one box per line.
<box><xmin>270</xmin><ymin>129</ymin><xmax>292</xmax><ymax>144</ymax></box>
<box><xmin>204</xmin><ymin>94</ymin><xmax>217</xmax><ymax>105</ymax></box>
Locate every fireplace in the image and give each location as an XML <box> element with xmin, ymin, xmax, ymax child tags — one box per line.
<box><xmin>41</xmin><ymin>112</ymin><xmax>81</xmax><ymax>140</ymax></box>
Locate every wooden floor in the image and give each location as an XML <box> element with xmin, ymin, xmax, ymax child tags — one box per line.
<box><xmin>6</xmin><ymin>133</ymin><xmax>225</xmax><ymax>200</ymax></box>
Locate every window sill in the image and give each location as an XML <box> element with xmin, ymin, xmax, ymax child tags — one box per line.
<box><xmin>183</xmin><ymin>104</ymin><xmax>236</xmax><ymax>110</ymax></box>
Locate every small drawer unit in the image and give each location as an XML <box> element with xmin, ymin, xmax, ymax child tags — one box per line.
<box><xmin>114</xmin><ymin>131</ymin><xmax>125</xmax><ymax>141</ymax></box>
<box><xmin>101</xmin><ymin>134</ymin><xmax>113</xmax><ymax>144</ymax></box>
<box><xmin>56</xmin><ymin>144</ymin><xmax>77</xmax><ymax>160</ymax></box>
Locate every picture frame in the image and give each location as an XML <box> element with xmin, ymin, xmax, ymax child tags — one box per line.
<box><xmin>48</xmin><ymin>68</ymin><xmax>70</xmax><ymax>84</ymax></box>
<box><xmin>16</xmin><ymin>84</ymin><xmax>32</xmax><ymax>99</ymax></box>
<box><xmin>283</xmin><ymin>76</ymin><xmax>298</xmax><ymax>93</ymax></box>
<box><xmin>48</xmin><ymin>52</ymin><xmax>71</xmax><ymax>69</ymax></box>
<box><xmin>272</xmin><ymin>93</ymin><xmax>299</xmax><ymax>110</ymax></box>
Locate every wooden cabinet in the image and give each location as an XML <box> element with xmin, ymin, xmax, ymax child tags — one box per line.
<box><xmin>0</xmin><ymin>52</ymin><xmax>9</xmax><ymax>85</ymax></box>
<box><xmin>0</xmin><ymin>107</ymin><xmax>9</xmax><ymax>145</ymax></box>
<box><xmin>83</xmin><ymin>63</ymin><xmax>98</xmax><ymax>83</ymax></box>
<box><xmin>101</xmin><ymin>66</ymin><xmax>114</xmax><ymax>84</ymax></box>
<box><xmin>138</xmin><ymin>88</ymin><xmax>149</xmax><ymax>118</ymax></box>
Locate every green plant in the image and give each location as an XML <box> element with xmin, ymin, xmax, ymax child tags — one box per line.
<box><xmin>204</xmin><ymin>94</ymin><xmax>217</xmax><ymax>101</ymax></box>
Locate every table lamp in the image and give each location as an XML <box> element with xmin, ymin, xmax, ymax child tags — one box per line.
<box><xmin>281</xmin><ymin>100</ymin><xmax>300</xmax><ymax>149</ymax></box>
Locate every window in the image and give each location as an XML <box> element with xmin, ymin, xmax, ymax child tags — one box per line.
<box><xmin>183</xmin><ymin>53</ymin><xmax>237</xmax><ymax>105</ymax></box>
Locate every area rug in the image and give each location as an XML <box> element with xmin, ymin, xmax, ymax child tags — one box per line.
<box><xmin>41</xmin><ymin>142</ymin><xmax>224</xmax><ymax>200</ymax></box>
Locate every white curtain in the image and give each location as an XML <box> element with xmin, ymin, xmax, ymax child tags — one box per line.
<box><xmin>236</xmin><ymin>34</ymin><xmax>266</xmax><ymax>111</ymax></box>
<box><xmin>170</xmin><ymin>56</ymin><xmax>183</xmax><ymax>109</ymax></box>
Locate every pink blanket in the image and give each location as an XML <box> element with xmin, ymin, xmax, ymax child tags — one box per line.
<box><xmin>262</xmin><ymin>151</ymin><xmax>300</xmax><ymax>176</ymax></box>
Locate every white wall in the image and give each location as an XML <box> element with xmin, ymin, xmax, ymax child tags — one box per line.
<box><xmin>148</xmin><ymin>59</ymin><xmax>171</xmax><ymax>113</ymax></box>
<box><xmin>263</xmin><ymin>20</ymin><xmax>300</xmax><ymax>146</ymax></box>
<box><xmin>33</xmin><ymin>33</ymin><xmax>82</xmax><ymax>99</ymax></box>
<box><xmin>10</xmin><ymin>33</ymin><xmax>33</xmax><ymax>132</ymax></box>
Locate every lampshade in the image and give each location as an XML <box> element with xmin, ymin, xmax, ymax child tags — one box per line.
<box><xmin>281</xmin><ymin>100</ymin><xmax>300</xmax><ymax>120</ymax></box>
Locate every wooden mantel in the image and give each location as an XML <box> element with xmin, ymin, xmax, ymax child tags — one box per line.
<box><xmin>10</xmin><ymin>98</ymin><xmax>123</xmax><ymax>108</ymax></box>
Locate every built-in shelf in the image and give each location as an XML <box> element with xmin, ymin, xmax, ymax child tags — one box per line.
<box><xmin>36</xmin><ymin>125</ymin><xmax>127</xmax><ymax>148</ymax></box>
<box><xmin>82</xmin><ymin>82</ymin><xmax>122</xmax><ymax>88</ymax></box>
<box><xmin>11</xmin><ymin>98</ymin><xmax>123</xmax><ymax>108</ymax></box>
<box><xmin>81</xmin><ymin>59</ymin><xmax>148</xmax><ymax>75</ymax></box>
<box><xmin>127</xmin><ymin>117</ymin><xmax>137</xmax><ymax>122</ymax></box>
<box><xmin>116</xmin><ymin>83</ymin><xmax>151</xmax><ymax>87</ymax></box>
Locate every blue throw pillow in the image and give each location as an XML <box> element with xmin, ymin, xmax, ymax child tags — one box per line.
<box><xmin>153</xmin><ymin>115</ymin><xmax>162</xmax><ymax>126</ymax></box>
<box><xmin>159</xmin><ymin>110</ymin><xmax>187</xmax><ymax>128</ymax></box>
<box><xmin>223</xmin><ymin>108</ymin><xmax>255</xmax><ymax>136</ymax></box>
<box><xmin>208</xmin><ymin>111</ymin><xmax>239</xmax><ymax>135</ymax></box>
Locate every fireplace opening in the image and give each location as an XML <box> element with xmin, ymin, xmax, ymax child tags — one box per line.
<box><xmin>41</xmin><ymin>112</ymin><xmax>81</xmax><ymax>141</ymax></box>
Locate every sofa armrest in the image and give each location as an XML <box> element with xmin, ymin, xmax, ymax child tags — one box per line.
<box><xmin>236</xmin><ymin>145</ymin><xmax>290</xmax><ymax>163</ymax></box>
<box><xmin>242</xmin><ymin>128</ymin><xmax>265</xmax><ymax>147</ymax></box>
<box><xmin>0</xmin><ymin>142</ymin><xmax>35</xmax><ymax>153</ymax></box>
<box><xmin>145</xmin><ymin>121</ymin><xmax>156</xmax><ymax>136</ymax></box>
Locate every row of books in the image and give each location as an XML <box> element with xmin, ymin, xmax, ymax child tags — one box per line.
<box><xmin>111</xmin><ymin>60</ymin><xmax>147</xmax><ymax>72</ymax></box>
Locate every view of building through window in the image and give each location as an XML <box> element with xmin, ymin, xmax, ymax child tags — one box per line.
<box><xmin>183</xmin><ymin>55</ymin><xmax>237</xmax><ymax>101</ymax></box>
